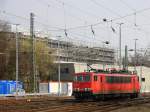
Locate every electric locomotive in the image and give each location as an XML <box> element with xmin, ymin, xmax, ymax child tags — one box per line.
<box><xmin>73</xmin><ymin>68</ymin><xmax>140</xmax><ymax>100</ymax></box>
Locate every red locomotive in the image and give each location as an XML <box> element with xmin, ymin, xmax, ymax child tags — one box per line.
<box><xmin>73</xmin><ymin>68</ymin><xmax>140</xmax><ymax>100</ymax></box>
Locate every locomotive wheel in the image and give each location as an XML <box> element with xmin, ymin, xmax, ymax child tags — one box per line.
<box><xmin>92</xmin><ymin>95</ymin><xmax>99</xmax><ymax>100</ymax></box>
<box><xmin>130</xmin><ymin>93</ymin><xmax>138</xmax><ymax>99</ymax></box>
<box><xmin>93</xmin><ymin>95</ymin><xmax>106</xmax><ymax>101</ymax></box>
<box><xmin>75</xmin><ymin>96</ymin><xmax>84</xmax><ymax>100</ymax></box>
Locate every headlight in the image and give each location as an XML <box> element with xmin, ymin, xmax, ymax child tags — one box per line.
<box><xmin>84</xmin><ymin>88</ymin><xmax>87</xmax><ymax>91</ymax></box>
<box><xmin>74</xmin><ymin>88</ymin><xmax>80</xmax><ymax>91</ymax></box>
<box><xmin>84</xmin><ymin>88</ymin><xmax>91</xmax><ymax>91</ymax></box>
<box><xmin>87</xmin><ymin>88</ymin><xmax>91</xmax><ymax>91</ymax></box>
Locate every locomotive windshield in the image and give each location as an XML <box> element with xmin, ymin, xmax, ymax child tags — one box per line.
<box><xmin>84</xmin><ymin>75</ymin><xmax>90</xmax><ymax>81</ymax></box>
<box><xmin>74</xmin><ymin>75</ymin><xmax>90</xmax><ymax>82</ymax></box>
<box><xmin>77</xmin><ymin>75</ymin><xmax>83</xmax><ymax>81</ymax></box>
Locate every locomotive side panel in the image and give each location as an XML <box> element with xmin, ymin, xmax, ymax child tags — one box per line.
<box><xmin>91</xmin><ymin>75</ymin><xmax>103</xmax><ymax>94</ymax></box>
<box><xmin>102</xmin><ymin>75</ymin><xmax>137</xmax><ymax>94</ymax></box>
<box><xmin>132</xmin><ymin>76</ymin><xmax>140</xmax><ymax>93</ymax></box>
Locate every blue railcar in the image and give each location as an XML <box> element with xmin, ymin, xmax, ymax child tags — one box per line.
<box><xmin>0</xmin><ymin>80</ymin><xmax>24</xmax><ymax>95</ymax></box>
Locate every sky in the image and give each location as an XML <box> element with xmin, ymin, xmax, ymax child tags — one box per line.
<box><xmin>1</xmin><ymin>0</ymin><xmax>150</xmax><ymax>52</ymax></box>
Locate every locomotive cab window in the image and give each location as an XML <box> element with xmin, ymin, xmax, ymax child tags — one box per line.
<box><xmin>84</xmin><ymin>75</ymin><xmax>90</xmax><ymax>82</ymax></box>
<box><xmin>77</xmin><ymin>75</ymin><xmax>83</xmax><ymax>81</ymax></box>
<box><xmin>94</xmin><ymin>76</ymin><xmax>98</xmax><ymax>81</ymax></box>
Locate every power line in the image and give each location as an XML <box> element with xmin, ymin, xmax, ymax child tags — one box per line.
<box><xmin>119</xmin><ymin>0</ymin><xmax>137</xmax><ymax>26</ymax></box>
<box><xmin>2</xmin><ymin>6</ymin><xmax>150</xmax><ymax>34</ymax></box>
<box><xmin>65</xmin><ymin>7</ymin><xmax>150</xmax><ymax>30</ymax></box>
<box><xmin>33</xmin><ymin>0</ymin><xmax>150</xmax><ymax>32</ymax></box>
<box><xmin>1</xmin><ymin>10</ymin><xmax>29</xmax><ymax>21</ymax></box>
<box><xmin>90</xmin><ymin>0</ymin><xmax>121</xmax><ymax>17</ymax></box>
<box><xmin>0</xmin><ymin>10</ymin><xmax>64</xmax><ymax>31</ymax></box>
<box><xmin>35</xmin><ymin>0</ymin><xmax>51</xmax><ymax>7</ymax></box>
<box><xmin>55</xmin><ymin>0</ymin><xmax>103</xmax><ymax>19</ymax></box>
<box><xmin>36</xmin><ymin>0</ymin><xmax>89</xmax><ymax>23</ymax></box>
<box><xmin>90</xmin><ymin>0</ymin><xmax>137</xmax><ymax>26</ymax></box>
<box><xmin>119</xmin><ymin>0</ymin><xmax>136</xmax><ymax>11</ymax></box>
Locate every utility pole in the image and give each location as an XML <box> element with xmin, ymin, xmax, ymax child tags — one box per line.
<box><xmin>124</xmin><ymin>45</ymin><xmax>128</xmax><ymax>70</ymax></box>
<box><xmin>102</xmin><ymin>41</ymin><xmax>109</xmax><ymax>70</ymax></box>
<box><xmin>58</xmin><ymin>41</ymin><xmax>60</xmax><ymax>96</ymax></box>
<box><xmin>102</xmin><ymin>42</ymin><xmax>105</xmax><ymax>70</ymax></box>
<box><xmin>56</xmin><ymin>36</ymin><xmax>61</xmax><ymax>96</ymax></box>
<box><xmin>30</xmin><ymin>12</ymin><xmax>37</xmax><ymax>93</ymax></box>
<box><xmin>140</xmin><ymin>48</ymin><xmax>143</xmax><ymax>93</ymax></box>
<box><xmin>15</xmin><ymin>24</ymin><xmax>20</xmax><ymax>96</ymax></box>
<box><xmin>134</xmin><ymin>39</ymin><xmax>138</xmax><ymax>72</ymax></box>
<box><xmin>118</xmin><ymin>23</ymin><xmax>124</xmax><ymax>69</ymax></box>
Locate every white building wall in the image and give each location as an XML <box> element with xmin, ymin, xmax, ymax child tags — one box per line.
<box><xmin>128</xmin><ymin>66</ymin><xmax>150</xmax><ymax>93</ymax></box>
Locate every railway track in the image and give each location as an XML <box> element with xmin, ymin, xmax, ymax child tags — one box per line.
<box><xmin>1</xmin><ymin>97</ymin><xmax>150</xmax><ymax>112</ymax></box>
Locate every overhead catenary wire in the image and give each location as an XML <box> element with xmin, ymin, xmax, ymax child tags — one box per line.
<box><xmin>90</xmin><ymin>0</ymin><xmax>136</xmax><ymax>26</ymax></box>
<box><xmin>119</xmin><ymin>0</ymin><xmax>136</xmax><ymax>11</ymax></box>
<box><xmin>65</xmin><ymin>7</ymin><xmax>150</xmax><ymax>30</ymax></box>
<box><xmin>55</xmin><ymin>0</ymin><xmax>103</xmax><ymax>19</ymax></box>
<box><xmin>35</xmin><ymin>0</ymin><xmax>150</xmax><ymax>32</ymax></box>
<box><xmin>119</xmin><ymin>0</ymin><xmax>138</xmax><ymax>26</ymax></box>
<box><xmin>36</xmin><ymin>0</ymin><xmax>89</xmax><ymax>23</ymax></box>
<box><xmin>1</xmin><ymin>6</ymin><xmax>150</xmax><ymax>32</ymax></box>
<box><xmin>0</xmin><ymin>10</ymin><xmax>64</xmax><ymax>31</ymax></box>
<box><xmin>90</xmin><ymin>0</ymin><xmax>121</xmax><ymax>17</ymax></box>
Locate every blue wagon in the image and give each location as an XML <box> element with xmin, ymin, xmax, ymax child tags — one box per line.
<box><xmin>0</xmin><ymin>80</ymin><xmax>24</xmax><ymax>95</ymax></box>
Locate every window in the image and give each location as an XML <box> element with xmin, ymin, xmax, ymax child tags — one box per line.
<box><xmin>94</xmin><ymin>76</ymin><xmax>98</xmax><ymax>81</ymax></box>
<box><xmin>106</xmin><ymin>76</ymin><xmax>131</xmax><ymax>83</ymax></box>
<box><xmin>77</xmin><ymin>76</ymin><xmax>83</xmax><ymax>81</ymax></box>
<box><xmin>65</xmin><ymin>68</ymin><xmax>69</xmax><ymax>73</ymax></box>
<box><xmin>75</xmin><ymin>75</ymin><xmax>91</xmax><ymax>82</ymax></box>
<box><xmin>73</xmin><ymin>76</ymin><xmax>77</xmax><ymax>81</ymax></box>
<box><xmin>100</xmin><ymin>77</ymin><xmax>102</xmax><ymax>82</ymax></box>
<box><xmin>142</xmin><ymin>78</ymin><xmax>145</xmax><ymax>82</ymax></box>
<box><xmin>84</xmin><ymin>75</ymin><xmax>90</xmax><ymax>82</ymax></box>
<box><xmin>61</xmin><ymin>68</ymin><xmax>69</xmax><ymax>74</ymax></box>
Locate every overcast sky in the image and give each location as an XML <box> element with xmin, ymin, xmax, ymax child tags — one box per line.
<box><xmin>1</xmin><ymin>0</ymin><xmax>150</xmax><ymax>51</ymax></box>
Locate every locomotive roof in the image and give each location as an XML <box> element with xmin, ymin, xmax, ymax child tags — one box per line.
<box><xmin>77</xmin><ymin>68</ymin><xmax>138</xmax><ymax>76</ymax></box>
<box><xmin>75</xmin><ymin>72</ymin><xmax>137</xmax><ymax>77</ymax></box>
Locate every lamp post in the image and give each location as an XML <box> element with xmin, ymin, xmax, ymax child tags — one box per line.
<box><xmin>118</xmin><ymin>23</ymin><xmax>124</xmax><ymax>69</ymax></box>
<box><xmin>102</xmin><ymin>41</ymin><xmax>109</xmax><ymax>70</ymax></box>
<box><xmin>56</xmin><ymin>35</ymin><xmax>62</xmax><ymax>96</ymax></box>
<box><xmin>140</xmin><ymin>48</ymin><xmax>143</xmax><ymax>93</ymax></box>
<box><xmin>134</xmin><ymin>39</ymin><xmax>138</xmax><ymax>72</ymax></box>
<box><xmin>14</xmin><ymin>24</ymin><xmax>20</xmax><ymax>96</ymax></box>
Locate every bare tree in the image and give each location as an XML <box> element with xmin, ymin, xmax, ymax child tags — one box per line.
<box><xmin>128</xmin><ymin>48</ymin><xmax>150</xmax><ymax>67</ymax></box>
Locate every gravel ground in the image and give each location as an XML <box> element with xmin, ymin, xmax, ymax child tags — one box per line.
<box><xmin>1</xmin><ymin>95</ymin><xmax>150</xmax><ymax>112</ymax></box>
<box><xmin>111</xmin><ymin>103</ymin><xmax>150</xmax><ymax>112</ymax></box>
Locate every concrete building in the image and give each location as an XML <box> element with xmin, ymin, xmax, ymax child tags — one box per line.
<box><xmin>47</xmin><ymin>39</ymin><xmax>115</xmax><ymax>64</ymax></box>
